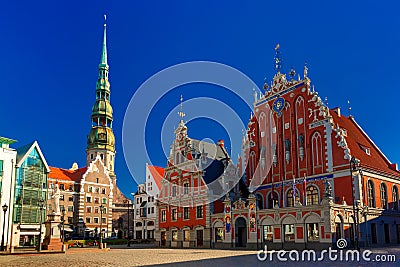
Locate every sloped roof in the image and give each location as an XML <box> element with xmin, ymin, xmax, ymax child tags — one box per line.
<box><xmin>331</xmin><ymin>110</ymin><xmax>400</xmax><ymax>177</ymax></box>
<box><xmin>16</xmin><ymin>141</ymin><xmax>50</xmax><ymax>172</ymax></box>
<box><xmin>147</xmin><ymin>165</ymin><xmax>164</xmax><ymax>190</ymax></box>
<box><xmin>190</xmin><ymin>139</ymin><xmax>229</xmax><ymax>161</ymax></box>
<box><xmin>49</xmin><ymin>166</ymin><xmax>88</xmax><ymax>182</ymax></box>
<box><xmin>16</xmin><ymin>141</ymin><xmax>35</xmax><ymax>164</ymax></box>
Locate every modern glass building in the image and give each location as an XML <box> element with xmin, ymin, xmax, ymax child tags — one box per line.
<box><xmin>13</xmin><ymin>141</ymin><xmax>49</xmax><ymax>247</ymax></box>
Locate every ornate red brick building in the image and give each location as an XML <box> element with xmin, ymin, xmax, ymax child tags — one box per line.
<box><xmin>212</xmin><ymin>47</ymin><xmax>400</xmax><ymax>249</ymax></box>
<box><xmin>155</xmin><ymin>103</ymin><xmax>237</xmax><ymax>248</ymax></box>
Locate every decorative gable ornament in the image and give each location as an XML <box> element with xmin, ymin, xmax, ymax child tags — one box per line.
<box><xmin>233</xmin><ymin>199</ymin><xmax>246</xmax><ymax>210</ymax></box>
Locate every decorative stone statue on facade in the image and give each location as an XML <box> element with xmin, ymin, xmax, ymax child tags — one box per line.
<box><xmin>324</xmin><ymin>180</ymin><xmax>333</xmax><ymax>198</ymax></box>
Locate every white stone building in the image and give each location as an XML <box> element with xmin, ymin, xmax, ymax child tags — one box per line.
<box><xmin>0</xmin><ymin>136</ymin><xmax>17</xmax><ymax>251</ymax></box>
<box><xmin>133</xmin><ymin>164</ymin><xmax>163</xmax><ymax>240</ymax></box>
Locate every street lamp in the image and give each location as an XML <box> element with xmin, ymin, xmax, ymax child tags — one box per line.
<box><xmin>126</xmin><ymin>200</ymin><xmax>131</xmax><ymax>247</ymax></box>
<box><xmin>38</xmin><ymin>198</ymin><xmax>45</xmax><ymax>252</ymax></box>
<box><xmin>362</xmin><ymin>206</ymin><xmax>369</xmax><ymax>247</ymax></box>
<box><xmin>1</xmin><ymin>203</ymin><xmax>8</xmax><ymax>251</ymax></box>
<box><xmin>350</xmin><ymin>157</ymin><xmax>360</xmax><ymax>251</ymax></box>
<box><xmin>131</xmin><ymin>193</ymin><xmax>135</xmax><ymax>240</ymax></box>
<box><xmin>99</xmin><ymin>204</ymin><xmax>104</xmax><ymax>249</ymax></box>
<box><xmin>61</xmin><ymin>209</ymin><xmax>65</xmax><ymax>244</ymax></box>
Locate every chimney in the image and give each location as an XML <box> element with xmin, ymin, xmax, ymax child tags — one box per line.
<box><xmin>390</xmin><ymin>163</ymin><xmax>398</xmax><ymax>171</ymax></box>
<box><xmin>217</xmin><ymin>139</ymin><xmax>225</xmax><ymax>147</ymax></box>
<box><xmin>332</xmin><ymin>107</ymin><xmax>341</xmax><ymax>117</ymax></box>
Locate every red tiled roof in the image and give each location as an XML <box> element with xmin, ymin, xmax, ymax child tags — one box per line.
<box><xmin>49</xmin><ymin>166</ymin><xmax>87</xmax><ymax>182</ymax></box>
<box><xmin>330</xmin><ymin>110</ymin><xmax>400</xmax><ymax>178</ymax></box>
<box><xmin>148</xmin><ymin>165</ymin><xmax>164</xmax><ymax>190</ymax></box>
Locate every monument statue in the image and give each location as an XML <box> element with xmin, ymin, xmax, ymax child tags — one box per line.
<box><xmin>52</xmin><ymin>184</ymin><xmax>61</xmax><ymax>214</ymax></box>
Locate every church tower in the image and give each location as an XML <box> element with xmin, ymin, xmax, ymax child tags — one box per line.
<box><xmin>86</xmin><ymin>19</ymin><xmax>116</xmax><ymax>179</ymax></box>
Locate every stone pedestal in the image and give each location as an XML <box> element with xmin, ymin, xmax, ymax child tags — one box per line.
<box><xmin>43</xmin><ymin>212</ymin><xmax>63</xmax><ymax>251</ymax></box>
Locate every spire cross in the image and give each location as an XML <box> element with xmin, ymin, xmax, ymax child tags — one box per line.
<box><xmin>178</xmin><ymin>95</ymin><xmax>186</xmax><ymax>119</ymax></box>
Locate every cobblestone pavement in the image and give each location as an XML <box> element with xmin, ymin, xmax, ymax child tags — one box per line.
<box><xmin>0</xmin><ymin>246</ymin><xmax>399</xmax><ymax>267</ymax></box>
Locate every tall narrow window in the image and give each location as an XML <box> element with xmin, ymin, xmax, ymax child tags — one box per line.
<box><xmin>393</xmin><ymin>186</ymin><xmax>399</xmax><ymax>211</ymax></box>
<box><xmin>183</xmin><ymin>182</ymin><xmax>189</xmax><ymax>195</ymax></box>
<box><xmin>161</xmin><ymin>209</ymin><xmax>166</xmax><ymax>222</ymax></box>
<box><xmin>183</xmin><ymin>207</ymin><xmax>190</xmax><ymax>220</ymax></box>
<box><xmin>311</xmin><ymin>132</ymin><xmax>323</xmax><ymax>173</ymax></box>
<box><xmin>380</xmin><ymin>183</ymin><xmax>388</xmax><ymax>209</ymax></box>
<box><xmin>249</xmin><ymin>151</ymin><xmax>256</xmax><ymax>181</ymax></box>
<box><xmin>367</xmin><ymin>180</ymin><xmax>375</xmax><ymax>208</ymax></box>
<box><xmin>306</xmin><ymin>186</ymin><xmax>319</xmax><ymax>205</ymax></box>
<box><xmin>286</xmin><ymin>189</ymin><xmax>296</xmax><ymax>207</ymax></box>
<box><xmin>171</xmin><ymin>208</ymin><xmax>177</xmax><ymax>221</ymax></box>
<box><xmin>196</xmin><ymin>206</ymin><xmax>203</xmax><ymax>218</ymax></box>
<box><xmin>172</xmin><ymin>185</ymin><xmax>177</xmax><ymax>197</ymax></box>
<box><xmin>255</xmin><ymin>194</ymin><xmax>263</xmax><ymax>209</ymax></box>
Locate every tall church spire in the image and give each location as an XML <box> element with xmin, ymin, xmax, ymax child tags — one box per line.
<box><xmin>86</xmin><ymin>15</ymin><xmax>116</xmax><ymax>178</ymax></box>
<box><xmin>100</xmin><ymin>15</ymin><xmax>108</xmax><ymax>66</ymax></box>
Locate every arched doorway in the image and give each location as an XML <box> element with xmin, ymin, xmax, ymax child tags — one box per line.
<box><xmin>235</xmin><ymin>217</ymin><xmax>247</xmax><ymax>247</ymax></box>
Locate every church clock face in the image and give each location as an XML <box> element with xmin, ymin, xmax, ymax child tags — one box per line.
<box><xmin>272</xmin><ymin>97</ymin><xmax>285</xmax><ymax>117</ymax></box>
<box><xmin>177</xmin><ymin>133</ymin><xmax>183</xmax><ymax>141</ymax></box>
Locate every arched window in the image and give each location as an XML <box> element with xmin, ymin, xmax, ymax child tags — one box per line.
<box><xmin>367</xmin><ymin>180</ymin><xmax>375</xmax><ymax>208</ymax></box>
<box><xmin>249</xmin><ymin>151</ymin><xmax>256</xmax><ymax>181</ymax></box>
<box><xmin>267</xmin><ymin>191</ymin><xmax>279</xmax><ymax>208</ymax></box>
<box><xmin>286</xmin><ymin>189</ymin><xmax>299</xmax><ymax>207</ymax></box>
<box><xmin>393</xmin><ymin>186</ymin><xmax>399</xmax><ymax>211</ymax></box>
<box><xmin>311</xmin><ymin>132</ymin><xmax>323</xmax><ymax>173</ymax></box>
<box><xmin>259</xmin><ymin>112</ymin><xmax>267</xmax><ymax>176</ymax></box>
<box><xmin>380</xmin><ymin>183</ymin><xmax>388</xmax><ymax>209</ymax></box>
<box><xmin>306</xmin><ymin>186</ymin><xmax>319</xmax><ymax>205</ymax></box>
<box><xmin>255</xmin><ymin>194</ymin><xmax>263</xmax><ymax>209</ymax></box>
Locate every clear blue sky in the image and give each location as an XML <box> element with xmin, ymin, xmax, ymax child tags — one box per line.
<box><xmin>2</xmin><ymin>0</ymin><xmax>400</xmax><ymax>198</ymax></box>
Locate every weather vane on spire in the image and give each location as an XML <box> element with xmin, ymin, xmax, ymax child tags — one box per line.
<box><xmin>347</xmin><ymin>100</ymin><xmax>352</xmax><ymax>117</ymax></box>
<box><xmin>274</xmin><ymin>44</ymin><xmax>282</xmax><ymax>73</ymax></box>
<box><xmin>104</xmin><ymin>14</ymin><xmax>107</xmax><ymax>27</ymax></box>
<box><xmin>178</xmin><ymin>95</ymin><xmax>186</xmax><ymax>119</ymax></box>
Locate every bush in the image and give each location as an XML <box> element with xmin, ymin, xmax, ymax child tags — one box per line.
<box><xmin>66</xmin><ymin>239</ymin><xmax>99</xmax><ymax>247</ymax></box>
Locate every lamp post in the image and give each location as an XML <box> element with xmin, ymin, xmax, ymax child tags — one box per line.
<box><xmin>38</xmin><ymin>198</ymin><xmax>45</xmax><ymax>252</ymax></box>
<box><xmin>61</xmin><ymin>209</ymin><xmax>65</xmax><ymax>244</ymax></box>
<box><xmin>362</xmin><ymin>206</ymin><xmax>369</xmax><ymax>247</ymax></box>
<box><xmin>99</xmin><ymin>204</ymin><xmax>104</xmax><ymax>249</ymax></box>
<box><xmin>1</xmin><ymin>204</ymin><xmax>8</xmax><ymax>251</ymax></box>
<box><xmin>127</xmin><ymin>200</ymin><xmax>131</xmax><ymax>247</ymax></box>
<box><xmin>350</xmin><ymin>157</ymin><xmax>360</xmax><ymax>251</ymax></box>
<box><xmin>131</xmin><ymin>193</ymin><xmax>135</xmax><ymax>240</ymax></box>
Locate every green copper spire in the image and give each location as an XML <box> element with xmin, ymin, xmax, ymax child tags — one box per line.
<box><xmin>99</xmin><ymin>14</ymin><xmax>108</xmax><ymax>67</ymax></box>
<box><xmin>87</xmin><ymin>16</ymin><xmax>115</xmax><ymax>155</ymax></box>
<box><xmin>100</xmin><ymin>20</ymin><xmax>108</xmax><ymax>67</ymax></box>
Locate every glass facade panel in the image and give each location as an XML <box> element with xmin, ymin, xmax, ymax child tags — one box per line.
<box><xmin>13</xmin><ymin>148</ymin><xmax>47</xmax><ymax>224</ymax></box>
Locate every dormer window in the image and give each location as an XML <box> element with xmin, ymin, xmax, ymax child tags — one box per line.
<box><xmin>358</xmin><ymin>143</ymin><xmax>371</xmax><ymax>156</ymax></box>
